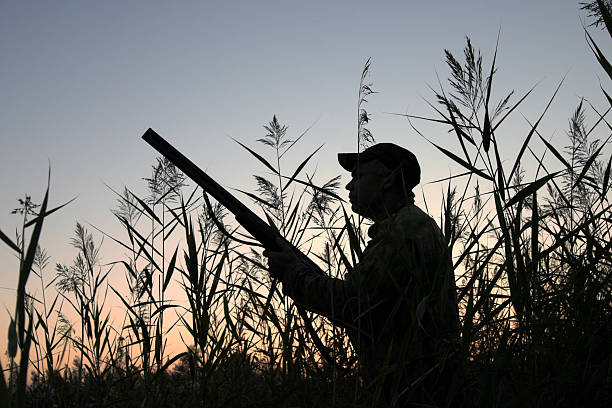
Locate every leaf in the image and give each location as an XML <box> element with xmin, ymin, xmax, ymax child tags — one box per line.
<box><xmin>280</xmin><ymin>175</ymin><xmax>344</xmax><ymax>202</ymax></box>
<box><xmin>129</xmin><ymin>189</ymin><xmax>162</xmax><ymax>224</ymax></box>
<box><xmin>539</xmin><ymin>203</ymin><xmax>612</xmax><ymax>259</ymax></box>
<box><xmin>16</xmin><ymin>173</ymin><xmax>49</xmax><ymax>344</ymax></box>
<box><xmin>279</xmin><ymin>119</ymin><xmax>319</xmax><ymax>158</ymax></box>
<box><xmin>430</xmin><ymin>140</ymin><xmax>493</xmax><ymax>181</ymax></box>
<box><xmin>8</xmin><ymin>319</ymin><xmax>17</xmax><ymax>358</ymax></box>
<box><xmin>118</xmin><ymin>215</ymin><xmax>164</xmax><ymax>267</ymax></box>
<box><xmin>601</xmin><ymin>85</ymin><xmax>612</xmax><ymax>108</ymax></box>
<box><xmin>597</xmin><ymin>0</ymin><xmax>612</xmax><ymax>38</ymax></box>
<box><xmin>150</xmin><ymin>304</ymin><xmax>176</xmax><ymax>320</ymax></box>
<box><xmin>482</xmin><ymin>32</ymin><xmax>498</xmax><ymax>152</ymax></box>
<box><xmin>531</xmin><ymin>192</ymin><xmax>539</xmax><ymax>278</ymax></box>
<box><xmin>427</xmin><ymin>170</ymin><xmax>484</xmax><ymax>184</ymax></box>
<box><xmin>444</xmin><ymin>101</ymin><xmax>477</xmax><ymax>150</ymax></box>
<box><xmin>482</xmin><ymin>110</ymin><xmax>492</xmax><ymax>152</ymax></box>
<box><xmin>263</xmin><ymin>210</ymin><xmax>278</xmax><ymax>233</ymax></box>
<box><xmin>493</xmin><ymin>82</ymin><xmax>539</xmax><ymax>131</ymax></box>
<box><xmin>444</xmin><ymin>183</ymin><xmax>452</xmax><ymax>247</ymax></box>
<box><xmin>505</xmin><ymin>172</ymin><xmax>559</xmax><ymax>208</ymax></box>
<box><xmin>330</xmin><ymin>226</ymin><xmax>353</xmax><ymax>274</ymax></box>
<box><xmin>586</xmin><ymin>29</ymin><xmax>612</xmax><ymax>81</ymax></box>
<box><xmin>602</xmin><ymin>154</ymin><xmax>612</xmax><ymax>198</ymax></box>
<box><xmin>538</xmin><ymin>134</ymin><xmax>572</xmax><ymax>170</ymax></box>
<box><xmin>457</xmin><ymin>232</ymin><xmax>505</xmax><ymax>300</ymax></box>
<box><xmin>17</xmin><ymin>316</ymin><xmax>34</xmax><ymax>407</ymax></box>
<box><xmin>508</xmin><ymin>78</ymin><xmax>564</xmax><ymax>185</ymax></box>
<box><xmin>0</xmin><ymin>360</ymin><xmax>8</xmax><ymax>407</ymax></box>
<box><xmin>282</xmin><ymin>144</ymin><xmax>323</xmax><ymax>192</ymax></box>
<box><xmin>203</xmin><ymin>193</ymin><xmax>260</xmax><ymax>247</ymax></box>
<box><xmin>233</xmin><ymin>138</ymin><xmax>279</xmax><ymax>174</ymax></box>
<box><xmin>205</xmin><ymin>248</ymin><xmax>227</xmax><ymax>311</ymax></box>
<box><xmin>163</xmin><ymin>246</ymin><xmax>179</xmax><ymax>292</ymax></box>
<box><xmin>573</xmin><ymin>134</ymin><xmax>611</xmax><ymax>189</ymax></box>
<box><xmin>234</xmin><ymin>188</ymin><xmax>278</xmax><ymax>210</ymax></box>
<box><xmin>492</xmin><ymin>139</ymin><xmax>506</xmax><ymax>200</ymax></box>
<box><xmin>155</xmin><ymin>352</ymin><xmax>188</xmax><ymax>378</ymax></box>
<box><xmin>390</xmin><ymin>112</ymin><xmax>465</xmax><ymax>127</ymax></box>
<box><xmin>183</xmin><ymin>217</ymin><xmax>199</xmax><ymax>284</ymax></box>
<box><xmin>24</xmin><ymin>196</ymin><xmax>77</xmax><ymax>228</ymax></box>
<box><xmin>223</xmin><ymin>296</ymin><xmax>240</xmax><ymax>341</ymax></box>
<box><xmin>0</xmin><ymin>228</ymin><xmax>21</xmax><ymax>254</ymax></box>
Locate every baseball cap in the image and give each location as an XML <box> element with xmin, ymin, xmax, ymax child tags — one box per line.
<box><xmin>338</xmin><ymin>143</ymin><xmax>421</xmax><ymax>189</ymax></box>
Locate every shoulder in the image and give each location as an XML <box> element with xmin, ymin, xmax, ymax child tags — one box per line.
<box><xmin>380</xmin><ymin>205</ymin><xmax>448</xmax><ymax>265</ymax></box>
<box><xmin>393</xmin><ymin>204</ymin><xmax>443</xmax><ymax>240</ymax></box>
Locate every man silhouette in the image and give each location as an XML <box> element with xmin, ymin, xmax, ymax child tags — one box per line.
<box><xmin>264</xmin><ymin>143</ymin><xmax>461</xmax><ymax>407</ymax></box>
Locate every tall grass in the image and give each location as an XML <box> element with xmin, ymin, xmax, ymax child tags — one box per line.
<box><xmin>2</xmin><ymin>3</ymin><xmax>612</xmax><ymax>407</ymax></box>
<box><xmin>402</xmin><ymin>26</ymin><xmax>612</xmax><ymax>406</ymax></box>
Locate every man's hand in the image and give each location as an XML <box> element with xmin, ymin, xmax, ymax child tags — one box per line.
<box><xmin>263</xmin><ymin>238</ymin><xmax>299</xmax><ymax>280</ymax></box>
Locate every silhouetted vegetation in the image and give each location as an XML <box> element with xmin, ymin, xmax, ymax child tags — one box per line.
<box><xmin>2</xmin><ymin>2</ymin><xmax>612</xmax><ymax>407</ymax></box>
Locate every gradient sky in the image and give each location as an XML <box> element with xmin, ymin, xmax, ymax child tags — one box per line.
<box><xmin>1</xmin><ymin>1</ymin><xmax>610</xmax><ymax>358</ymax></box>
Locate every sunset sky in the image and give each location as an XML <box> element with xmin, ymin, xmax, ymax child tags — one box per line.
<box><xmin>1</xmin><ymin>1</ymin><xmax>610</xmax><ymax>360</ymax></box>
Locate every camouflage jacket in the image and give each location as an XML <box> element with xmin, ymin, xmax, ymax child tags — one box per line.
<box><xmin>280</xmin><ymin>203</ymin><xmax>460</xmax><ymax>396</ymax></box>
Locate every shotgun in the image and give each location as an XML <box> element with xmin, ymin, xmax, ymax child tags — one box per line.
<box><xmin>141</xmin><ymin>128</ymin><xmax>343</xmax><ymax>368</ymax></box>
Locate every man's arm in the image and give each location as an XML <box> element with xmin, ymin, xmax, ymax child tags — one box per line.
<box><xmin>265</xmin><ymin>238</ymin><xmax>360</xmax><ymax>328</ymax></box>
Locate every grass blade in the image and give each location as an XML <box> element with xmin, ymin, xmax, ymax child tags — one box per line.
<box><xmin>24</xmin><ymin>196</ymin><xmax>77</xmax><ymax>228</ymax></box>
<box><xmin>129</xmin><ymin>189</ymin><xmax>162</xmax><ymax>224</ymax></box>
<box><xmin>538</xmin><ymin>134</ymin><xmax>572</xmax><ymax>170</ymax></box>
<box><xmin>601</xmin><ymin>154</ymin><xmax>612</xmax><ymax>198</ymax></box>
<box><xmin>430</xmin><ymin>140</ymin><xmax>493</xmax><ymax>181</ymax></box>
<box><xmin>17</xmin><ymin>315</ymin><xmax>33</xmax><ymax>408</ymax></box>
<box><xmin>16</xmin><ymin>176</ymin><xmax>49</xmax><ymax>344</ymax></box>
<box><xmin>282</xmin><ymin>144</ymin><xmax>323</xmax><ymax>192</ymax></box>
<box><xmin>163</xmin><ymin>246</ymin><xmax>179</xmax><ymax>291</ymax></box>
<box><xmin>597</xmin><ymin>0</ymin><xmax>612</xmax><ymax>38</ymax></box>
<box><xmin>0</xmin><ymin>360</ymin><xmax>8</xmax><ymax>407</ymax></box>
<box><xmin>281</xmin><ymin>175</ymin><xmax>345</xmax><ymax>202</ymax></box>
<box><xmin>235</xmin><ymin>188</ymin><xmax>278</xmax><ymax>210</ymax></box>
<box><xmin>530</xmin><ymin>192</ymin><xmax>539</xmax><ymax>279</ymax></box>
<box><xmin>0</xmin><ymin>228</ymin><xmax>21</xmax><ymax>253</ymax></box>
<box><xmin>573</xmin><ymin>134</ymin><xmax>611</xmax><ymax>189</ymax></box>
<box><xmin>586</xmin><ymin>29</ymin><xmax>612</xmax><ymax>81</ymax></box>
<box><xmin>505</xmin><ymin>172</ymin><xmax>559</xmax><ymax>208</ymax></box>
<box><xmin>481</xmin><ymin>30</ymin><xmax>500</xmax><ymax>153</ymax></box>
<box><xmin>493</xmin><ymin>82</ymin><xmax>539</xmax><ymax>131</ymax></box>
<box><xmin>233</xmin><ymin>138</ymin><xmax>279</xmax><ymax>174</ymax></box>
<box><xmin>507</xmin><ymin>78</ymin><xmax>564</xmax><ymax>184</ymax></box>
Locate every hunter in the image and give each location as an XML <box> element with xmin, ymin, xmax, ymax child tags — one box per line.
<box><xmin>264</xmin><ymin>143</ymin><xmax>462</xmax><ymax>407</ymax></box>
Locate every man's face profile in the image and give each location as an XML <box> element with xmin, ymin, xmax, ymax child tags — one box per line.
<box><xmin>345</xmin><ymin>159</ymin><xmax>391</xmax><ymax>217</ymax></box>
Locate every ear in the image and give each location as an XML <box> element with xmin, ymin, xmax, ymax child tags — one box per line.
<box><xmin>382</xmin><ymin>169</ymin><xmax>399</xmax><ymax>192</ymax></box>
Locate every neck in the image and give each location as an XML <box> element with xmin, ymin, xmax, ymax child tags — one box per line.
<box><xmin>369</xmin><ymin>192</ymin><xmax>413</xmax><ymax>223</ymax></box>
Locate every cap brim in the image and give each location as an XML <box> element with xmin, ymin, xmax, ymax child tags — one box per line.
<box><xmin>338</xmin><ymin>153</ymin><xmax>359</xmax><ymax>171</ymax></box>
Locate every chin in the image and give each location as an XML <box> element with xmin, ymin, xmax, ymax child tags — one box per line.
<box><xmin>350</xmin><ymin>204</ymin><xmax>365</xmax><ymax>216</ymax></box>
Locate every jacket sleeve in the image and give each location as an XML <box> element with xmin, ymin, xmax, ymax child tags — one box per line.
<box><xmin>279</xmin><ymin>261</ymin><xmax>361</xmax><ymax>329</ymax></box>
<box><xmin>277</xmin><ymin>234</ymin><xmax>417</xmax><ymax>331</ymax></box>
<box><xmin>277</xmin><ymin>214</ymin><xmax>455</xmax><ymax>338</ymax></box>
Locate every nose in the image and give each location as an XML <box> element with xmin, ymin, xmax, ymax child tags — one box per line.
<box><xmin>346</xmin><ymin>179</ymin><xmax>354</xmax><ymax>192</ymax></box>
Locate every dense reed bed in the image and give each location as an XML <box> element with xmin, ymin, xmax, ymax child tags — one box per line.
<box><xmin>2</xmin><ymin>2</ymin><xmax>612</xmax><ymax>407</ymax></box>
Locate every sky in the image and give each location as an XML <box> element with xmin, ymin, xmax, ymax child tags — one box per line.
<box><xmin>1</xmin><ymin>1</ymin><xmax>610</xmax><ymax>361</ymax></box>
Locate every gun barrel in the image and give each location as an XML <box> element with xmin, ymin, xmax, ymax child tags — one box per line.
<box><xmin>142</xmin><ymin>128</ymin><xmax>287</xmax><ymax>251</ymax></box>
<box><xmin>142</xmin><ymin>128</ymin><xmax>247</xmax><ymax>213</ymax></box>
